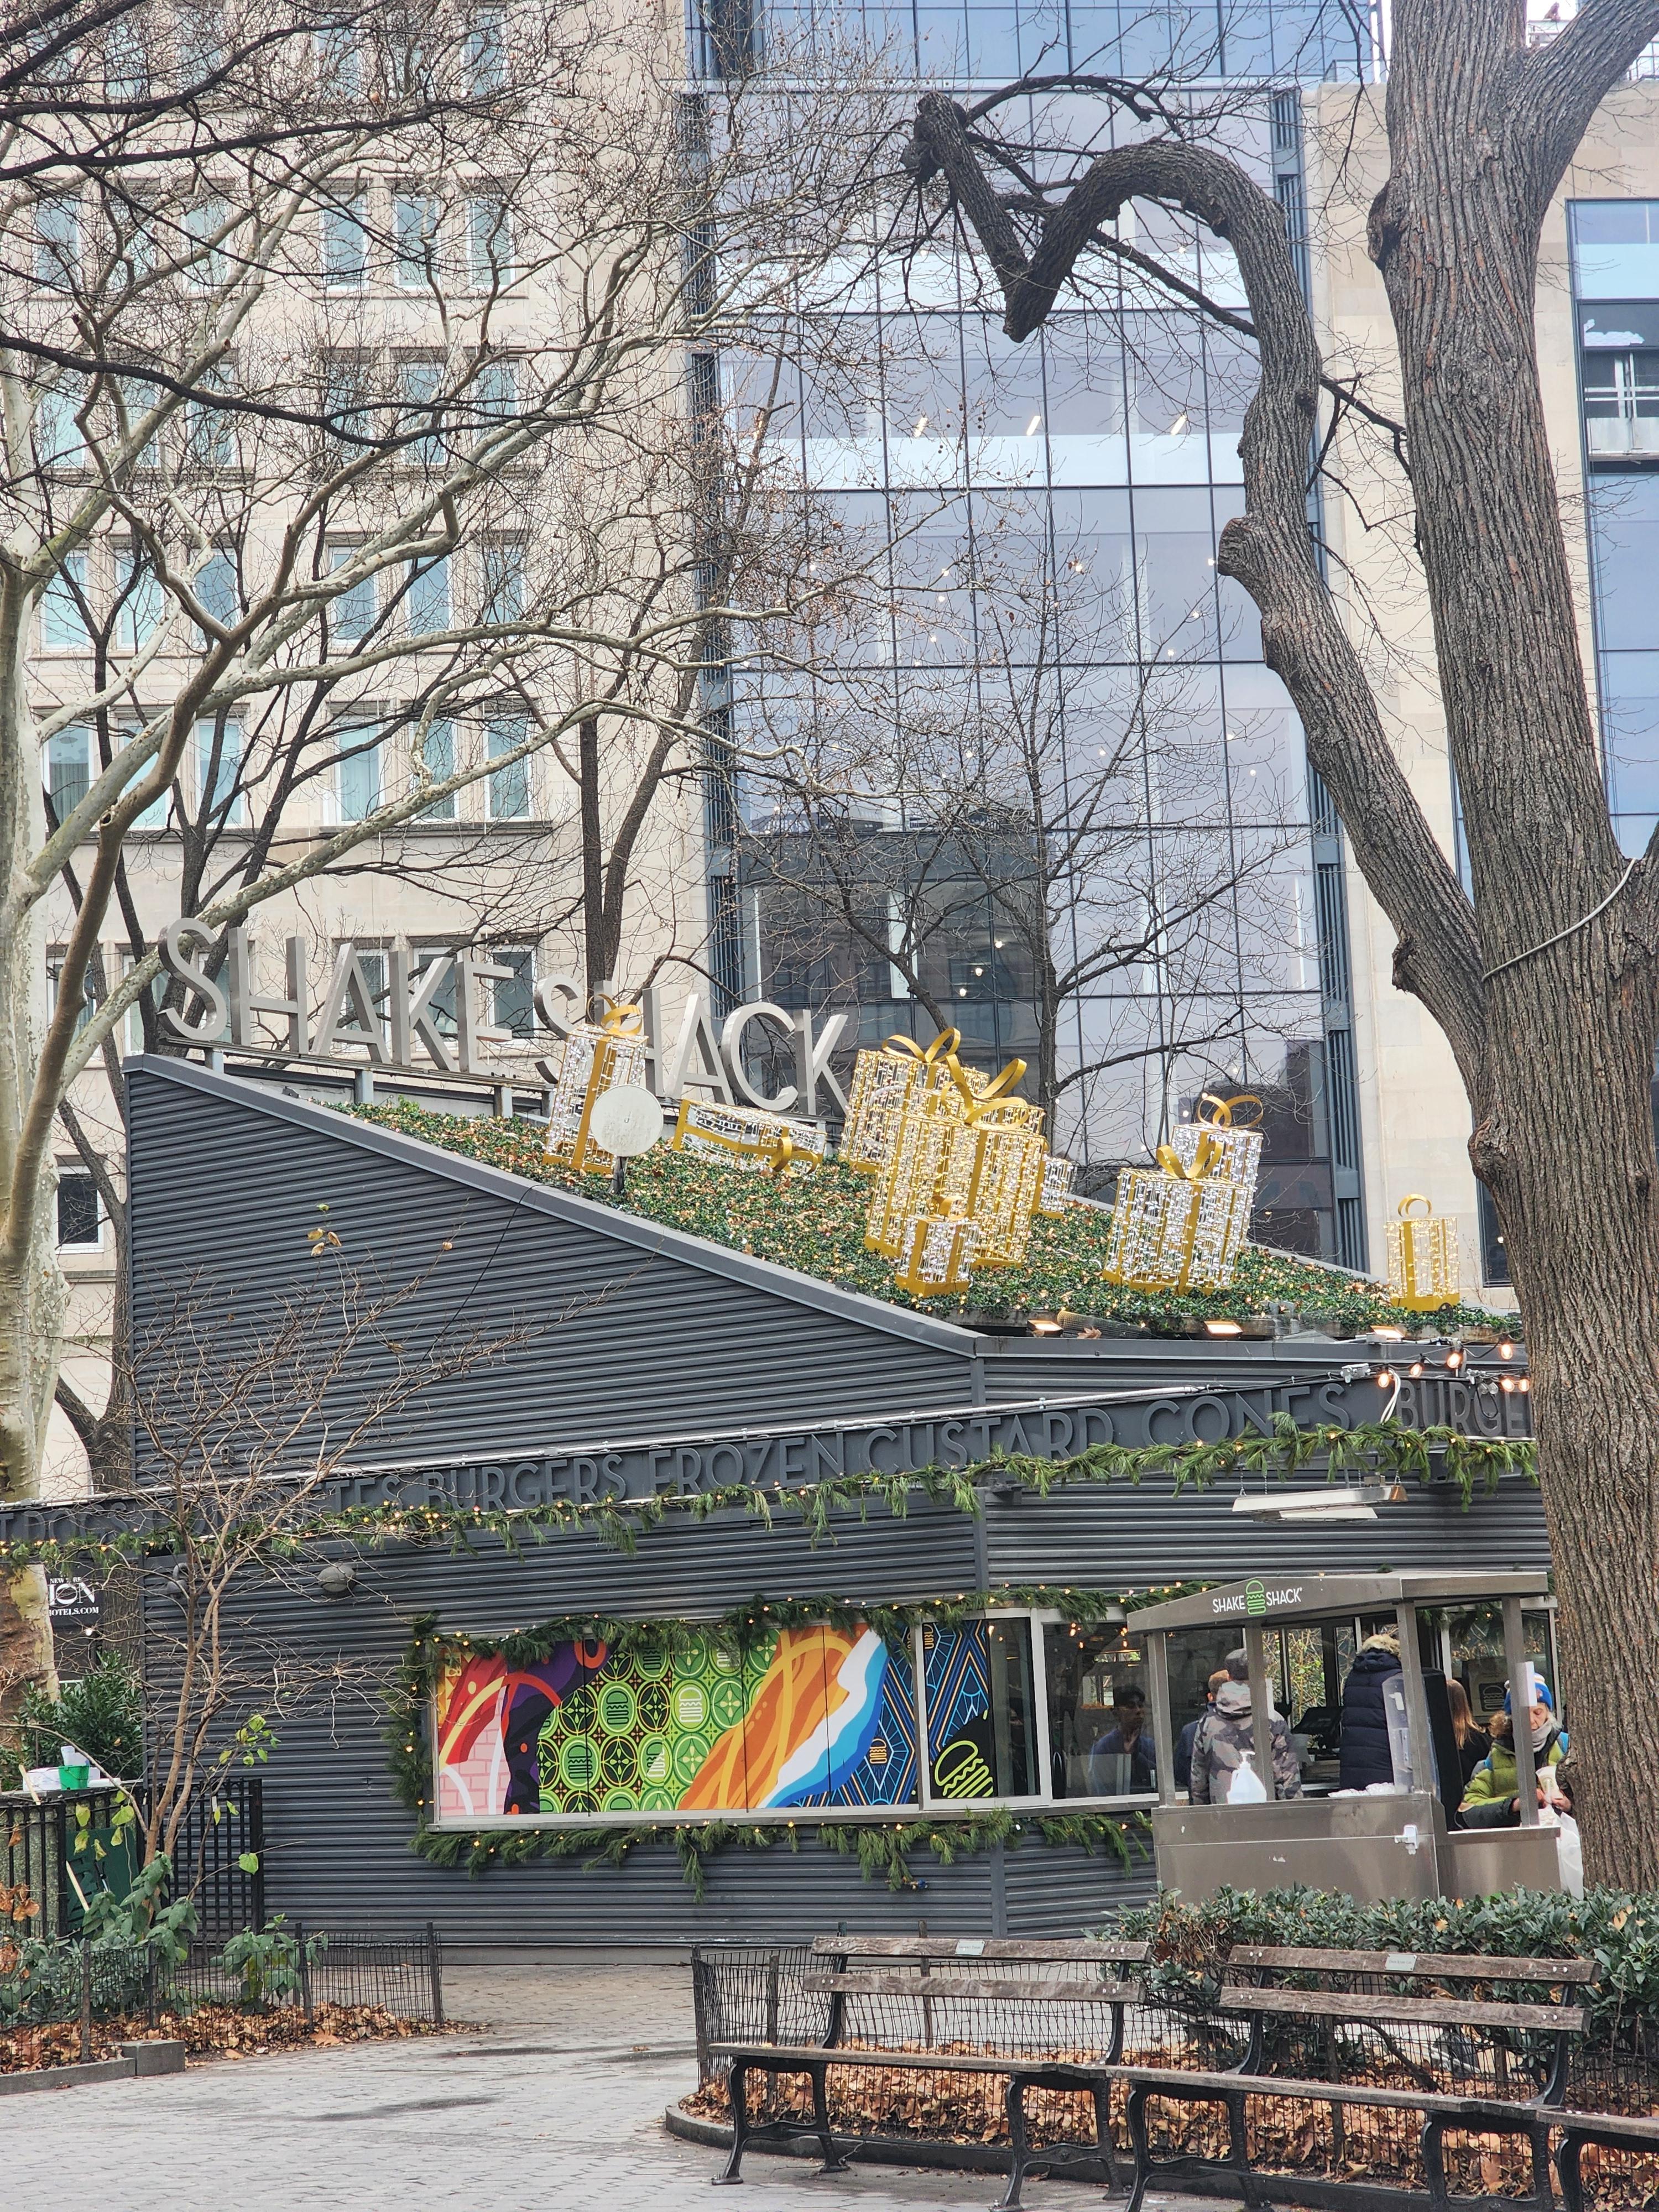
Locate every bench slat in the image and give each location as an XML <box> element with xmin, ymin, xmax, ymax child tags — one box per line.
<box><xmin>1117</xmin><ymin>2065</ymin><xmax>1561</xmax><ymax>2119</ymax></box>
<box><xmin>802</xmin><ymin>1973</ymin><xmax>1142</xmax><ymax>2003</ymax></box>
<box><xmin>808</xmin><ymin>1935</ymin><xmax>1149</xmax><ymax>1963</ymax></box>
<box><xmin>1215</xmin><ymin>1985</ymin><xmax>1586</xmax><ymax>2035</ymax></box>
<box><xmin>709</xmin><ymin>2043</ymin><xmax>1099</xmax><ymax>2078</ymax></box>
<box><xmin>1553</xmin><ymin>2111</ymin><xmax>1659</xmax><ymax>2142</ymax></box>
<box><xmin>1229</xmin><ymin>1945</ymin><xmax>1596</xmax><ymax>1986</ymax></box>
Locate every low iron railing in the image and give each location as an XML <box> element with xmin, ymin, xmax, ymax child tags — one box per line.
<box><xmin>1</xmin><ymin>1777</ymin><xmax>264</xmax><ymax>1939</ymax></box>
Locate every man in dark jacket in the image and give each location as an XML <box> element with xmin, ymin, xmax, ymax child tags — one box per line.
<box><xmin>1339</xmin><ymin>1630</ymin><xmax>1404</xmax><ymax>1789</ymax></box>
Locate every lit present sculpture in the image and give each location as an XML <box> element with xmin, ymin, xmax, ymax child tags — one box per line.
<box><xmin>1036</xmin><ymin>1152</ymin><xmax>1076</xmax><ymax>1217</ymax></box>
<box><xmin>1387</xmin><ymin>1194</ymin><xmax>1459</xmax><ymax>1311</ymax></box>
<box><xmin>541</xmin><ymin>1001</ymin><xmax>650</xmax><ymax>1175</ymax></box>
<box><xmin>1102</xmin><ymin>1105</ymin><xmax>1259</xmax><ymax>1295</ymax></box>
<box><xmin>670</xmin><ymin>1097</ymin><xmax>827</xmax><ymax>1177</ymax></box>
<box><xmin>841</xmin><ymin>1027</ymin><xmax>963</xmax><ymax>1173</ymax></box>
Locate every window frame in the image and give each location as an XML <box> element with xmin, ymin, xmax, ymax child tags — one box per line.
<box><xmin>54</xmin><ymin>1165</ymin><xmax>103</xmax><ymax>1254</ymax></box>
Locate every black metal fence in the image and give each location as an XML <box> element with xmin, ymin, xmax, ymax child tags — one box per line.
<box><xmin>1</xmin><ymin>1778</ymin><xmax>264</xmax><ymax>1939</ymax></box>
<box><xmin>0</xmin><ymin>1923</ymin><xmax>445</xmax><ymax>2060</ymax></box>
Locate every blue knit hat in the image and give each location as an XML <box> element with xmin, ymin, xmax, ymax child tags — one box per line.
<box><xmin>1503</xmin><ymin>1679</ymin><xmax>1554</xmax><ymax>1715</ymax></box>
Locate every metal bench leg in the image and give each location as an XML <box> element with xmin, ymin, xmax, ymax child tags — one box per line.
<box><xmin>808</xmin><ymin>2062</ymin><xmax>850</xmax><ymax>2176</ymax></box>
<box><xmin>1421</xmin><ymin>2116</ymin><xmax>1449</xmax><ymax>2212</ymax></box>
<box><xmin>1227</xmin><ymin>2088</ymin><xmax>1259</xmax><ymax>2210</ymax></box>
<box><xmin>1526</xmin><ymin>2120</ymin><xmax>1555</xmax><ymax>2212</ymax></box>
<box><xmin>1124</xmin><ymin>2084</ymin><xmax>1156</xmax><ymax>2212</ymax></box>
<box><xmin>997</xmin><ymin>2076</ymin><xmax>1032</xmax><ymax>2212</ymax></box>
<box><xmin>1555</xmin><ymin>2133</ymin><xmax>1585</xmax><ymax>2212</ymax></box>
<box><xmin>713</xmin><ymin>2062</ymin><xmax>750</xmax><ymax>2185</ymax></box>
<box><xmin>1094</xmin><ymin>2079</ymin><xmax>1122</xmax><ymax>2195</ymax></box>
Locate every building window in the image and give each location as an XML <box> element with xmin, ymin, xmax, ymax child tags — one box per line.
<box><xmin>322</xmin><ymin>192</ymin><xmax>368</xmax><ymax>290</ymax></box>
<box><xmin>327</xmin><ymin>545</ymin><xmax>377</xmax><ymax>640</ymax></box>
<box><xmin>466</xmin><ymin>194</ymin><xmax>515</xmax><ymax>290</ymax></box>
<box><xmin>415</xmin><ymin>720</ymin><xmax>455</xmax><ymax>818</ymax></box>
<box><xmin>115</xmin><ymin>546</ymin><xmax>164</xmax><ymax>651</ymax></box>
<box><xmin>486</xmin><ymin>715</ymin><xmax>529</xmax><ymax>819</ymax></box>
<box><xmin>195</xmin><ymin>716</ymin><xmax>243</xmax><ymax>826</ymax></box>
<box><xmin>491</xmin><ymin>947</ymin><xmax>535</xmax><ymax>1036</ymax></box>
<box><xmin>479</xmin><ymin>539</ymin><xmax>524</xmax><ymax>622</ymax></box>
<box><xmin>184</xmin><ymin>195</ymin><xmax>228</xmax><ymax>290</ymax></box>
<box><xmin>55</xmin><ymin>1168</ymin><xmax>101</xmax><ymax>1252</ymax></box>
<box><xmin>336</xmin><ymin>721</ymin><xmax>382</xmax><ymax>821</ymax></box>
<box><xmin>406</xmin><ymin>554</ymin><xmax>450</xmax><ymax>633</ymax></box>
<box><xmin>48</xmin><ymin>955</ymin><xmax>98</xmax><ymax>1037</ymax></box>
<box><xmin>396</xmin><ymin>355</ymin><xmax>446</xmax><ymax>471</ymax></box>
<box><xmin>429</xmin><ymin>1608</ymin><xmax>1158</xmax><ymax>1830</ymax></box>
<box><xmin>35</xmin><ymin>197</ymin><xmax>80</xmax><ymax>286</ymax></box>
<box><xmin>394</xmin><ymin>194</ymin><xmax>439</xmax><ymax>290</ymax></box>
<box><xmin>45</xmin><ymin>726</ymin><xmax>92</xmax><ymax>823</ymax></box>
<box><xmin>194</xmin><ymin>550</ymin><xmax>239</xmax><ymax>645</ymax></box>
<box><xmin>35</xmin><ymin>379</ymin><xmax>86</xmax><ymax>470</ymax></box>
<box><xmin>41</xmin><ymin>550</ymin><xmax>90</xmax><ymax>649</ymax></box>
<box><xmin>466</xmin><ymin>6</ymin><xmax>507</xmax><ymax>91</ymax></box>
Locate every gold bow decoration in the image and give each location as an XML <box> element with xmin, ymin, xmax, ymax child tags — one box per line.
<box><xmin>1387</xmin><ymin>1193</ymin><xmax>1459</xmax><ymax>1312</ymax></box>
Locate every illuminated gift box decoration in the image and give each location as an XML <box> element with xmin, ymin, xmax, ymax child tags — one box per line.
<box><xmin>1102</xmin><ymin>1126</ymin><xmax>1253</xmax><ymax>1293</ymax></box>
<box><xmin>1387</xmin><ymin>1194</ymin><xmax>1459</xmax><ymax>1311</ymax></box>
<box><xmin>541</xmin><ymin>1003</ymin><xmax>650</xmax><ymax>1175</ymax></box>
<box><xmin>1036</xmin><ymin>1152</ymin><xmax>1076</xmax><ymax>1217</ymax></box>
<box><xmin>893</xmin><ymin>1215</ymin><xmax>980</xmax><ymax>1298</ymax></box>
<box><xmin>1170</xmin><ymin>1092</ymin><xmax>1264</xmax><ymax>1216</ymax></box>
<box><xmin>670</xmin><ymin>1097</ymin><xmax>827</xmax><ymax>1177</ymax></box>
<box><xmin>958</xmin><ymin>1102</ymin><xmax>1047</xmax><ymax>1270</ymax></box>
<box><xmin>840</xmin><ymin>1028</ymin><xmax>962</xmax><ymax>1173</ymax></box>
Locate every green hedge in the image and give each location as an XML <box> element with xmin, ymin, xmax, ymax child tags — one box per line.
<box><xmin>1114</xmin><ymin>1885</ymin><xmax>1659</xmax><ymax>2051</ymax></box>
<box><xmin>347</xmin><ymin>1103</ymin><xmax>1503</xmax><ymax>1333</ymax></box>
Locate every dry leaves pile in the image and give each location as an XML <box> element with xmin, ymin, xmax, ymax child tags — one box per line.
<box><xmin>0</xmin><ymin>2002</ymin><xmax>440</xmax><ymax>2073</ymax></box>
<box><xmin>686</xmin><ymin>2042</ymin><xmax>1659</xmax><ymax>2208</ymax></box>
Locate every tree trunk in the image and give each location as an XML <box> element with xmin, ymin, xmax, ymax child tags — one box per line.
<box><xmin>578</xmin><ymin>716</ymin><xmax>612</xmax><ymax>999</ymax></box>
<box><xmin>0</xmin><ymin>1248</ymin><xmax>60</xmax><ymax>1709</ymax></box>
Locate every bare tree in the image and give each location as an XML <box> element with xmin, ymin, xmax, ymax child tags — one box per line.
<box><xmin>0</xmin><ymin>0</ymin><xmax>895</xmax><ymax>1663</ymax></box>
<box><xmin>908</xmin><ymin>2</ymin><xmax>1659</xmax><ymax>1884</ymax></box>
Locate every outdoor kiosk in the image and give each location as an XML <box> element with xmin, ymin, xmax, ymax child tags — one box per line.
<box><xmin>1134</xmin><ymin>1572</ymin><xmax>1563</xmax><ymax>1903</ymax></box>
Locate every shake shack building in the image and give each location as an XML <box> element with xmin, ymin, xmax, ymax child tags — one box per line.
<box><xmin>47</xmin><ymin>1060</ymin><xmax>1545</xmax><ymax>1947</ymax></box>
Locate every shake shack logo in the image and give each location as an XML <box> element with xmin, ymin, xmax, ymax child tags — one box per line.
<box><xmin>1211</xmin><ymin>1580</ymin><xmax>1303</xmax><ymax>1618</ymax></box>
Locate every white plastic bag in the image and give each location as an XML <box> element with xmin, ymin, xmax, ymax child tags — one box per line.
<box><xmin>1555</xmin><ymin>1813</ymin><xmax>1585</xmax><ymax>1898</ymax></box>
<box><xmin>1228</xmin><ymin>1751</ymin><xmax>1267</xmax><ymax>1804</ymax></box>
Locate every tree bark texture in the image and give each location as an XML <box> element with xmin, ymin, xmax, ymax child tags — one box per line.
<box><xmin>911</xmin><ymin>0</ymin><xmax>1659</xmax><ymax>1885</ymax></box>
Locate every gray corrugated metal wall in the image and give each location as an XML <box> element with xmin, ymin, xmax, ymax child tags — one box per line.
<box><xmin>126</xmin><ymin>1061</ymin><xmax>981</xmax><ymax>1462</ymax></box>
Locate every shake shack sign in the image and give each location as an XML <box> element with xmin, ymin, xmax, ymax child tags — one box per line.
<box><xmin>155</xmin><ymin>920</ymin><xmax>854</xmax><ymax>1113</ymax></box>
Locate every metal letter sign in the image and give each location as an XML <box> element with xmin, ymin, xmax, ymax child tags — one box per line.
<box><xmin>155</xmin><ymin>921</ymin><xmax>857</xmax><ymax>1108</ymax></box>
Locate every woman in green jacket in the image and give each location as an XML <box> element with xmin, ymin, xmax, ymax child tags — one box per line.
<box><xmin>1458</xmin><ymin>1682</ymin><xmax>1567</xmax><ymax>1828</ymax></box>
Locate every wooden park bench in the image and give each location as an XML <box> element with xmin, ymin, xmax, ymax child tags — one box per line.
<box><xmin>705</xmin><ymin>1932</ymin><xmax>1150</xmax><ymax>2206</ymax></box>
<box><xmin>1552</xmin><ymin>2108</ymin><xmax>1659</xmax><ymax>2211</ymax></box>
<box><xmin>1110</xmin><ymin>1943</ymin><xmax>1597</xmax><ymax>2212</ymax></box>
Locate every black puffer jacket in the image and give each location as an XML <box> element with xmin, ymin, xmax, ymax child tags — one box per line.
<box><xmin>1339</xmin><ymin>1639</ymin><xmax>1402</xmax><ymax>1789</ymax></box>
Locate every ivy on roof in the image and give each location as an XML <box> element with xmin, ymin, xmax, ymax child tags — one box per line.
<box><xmin>346</xmin><ymin>1100</ymin><xmax>1504</xmax><ymax>1336</ymax></box>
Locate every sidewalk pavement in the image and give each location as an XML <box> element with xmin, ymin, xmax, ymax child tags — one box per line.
<box><xmin>0</xmin><ymin>1955</ymin><xmax>1226</xmax><ymax>2212</ymax></box>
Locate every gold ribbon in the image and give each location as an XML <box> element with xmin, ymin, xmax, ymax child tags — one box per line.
<box><xmin>598</xmin><ymin>1000</ymin><xmax>643</xmax><ymax>1036</ymax></box>
<box><xmin>885</xmin><ymin>1027</ymin><xmax>959</xmax><ymax>1065</ymax></box>
<box><xmin>1155</xmin><ymin>1130</ymin><xmax>1221</xmax><ymax>1181</ymax></box>
<box><xmin>764</xmin><ymin>1130</ymin><xmax>803</xmax><ymax>1178</ymax></box>
<box><xmin>1397</xmin><ymin>1193</ymin><xmax>1433</xmax><ymax>1219</ymax></box>
<box><xmin>1196</xmin><ymin>1091</ymin><xmax>1263</xmax><ymax>1129</ymax></box>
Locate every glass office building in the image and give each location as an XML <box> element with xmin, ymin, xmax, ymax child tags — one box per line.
<box><xmin>704</xmin><ymin>1</ymin><xmax>1380</xmax><ymax>1264</ymax></box>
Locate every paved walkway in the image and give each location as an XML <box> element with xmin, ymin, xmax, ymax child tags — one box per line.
<box><xmin>0</xmin><ymin>1957</ymin><xmax>1218</xmax><ymax>2211</ymax></box>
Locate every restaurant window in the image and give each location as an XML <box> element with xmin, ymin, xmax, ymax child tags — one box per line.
<box><xmin>1045</xmin><ymin>1621</ymin><xmax>1156</xmax><ymax>1799</ymax></box>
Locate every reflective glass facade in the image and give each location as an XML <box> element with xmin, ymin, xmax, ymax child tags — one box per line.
<box><xmin>708</xmin><ymin>3</ymin><xmax>1378</xmax><ymax>1263</ymax></box>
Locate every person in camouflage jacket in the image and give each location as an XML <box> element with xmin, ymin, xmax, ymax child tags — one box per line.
<box><xmin>1188</xmin><ymin>1650</ymin><xmax>1303</xmax><ymax>1802</ymax></box>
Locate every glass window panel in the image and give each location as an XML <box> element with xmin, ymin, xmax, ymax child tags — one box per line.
<box><xmin>194</xmin><ymin>550</ymin><xmax>238</xmax><ymax>645</ymax></box>
<box><xmin>394</xmin><ymin>194</ymin><xmax>440</xmax><ymax>290</ymax></box>
<box><xmin>184</xmin><ymin>195</ymin><xmax>228</xmax><ymax>289</ymax></box>
<box><xmin>397</xmin><ymin>354</ymin><xmax>446</xmax><ymax>469</ymax></box>
<box><xmin>921</xmin><ymin>1617</ymin><xmax>1037</xmax><ymax>1802</ymax></box>
<box><xmin>56</xmin><ymin>1170</ymin><xmax>100</xmax><ymax>1249</ymax></box>
<box><xmin>965</xmin><ymin>7</ymin><xmax>1019</xmax><ymax>76</ymax></box>
<box><xmin>337</xmin><ymin>723</ymin><xmax>382</xmax><ymax>820</ymax></box>
<box><xmin>1572</xmin><ymin>201</ymin><xmax>1659</xmax><ymax>301</ymax></box>
<box><xmin>1600</xmin><ymin>651</ymin><xmax>1659</xmax><ymax>817</ymax></box>
<box><xmin>116</xmin><ymin>547</ymin><xmax>164</xmax><ymax>651</ymax></box>
<box><xmin>413</xmin><ymin>947</ymin><xmax>458</xmax><ymax>1035</ymax></box>
<box><xmin>467</xmin><ymin>194</ymin><xmax>515</xmax><ymax>288</ymax></box>
<box><xmin>1590</xmin><ymin>477</ymin><xmax>1659</xmax><ymax>651</ymax></box>
<box><xmin>195</xmin><ymin>716</ymin><xmax>243</xmax><ymax>825</ymax></box>
<box><xmin>35</xmin><ymin>197</ymin><xmax>80</xmax><ymax>285</ymax></box>
<box><xmin>41</xmin><ymin>550</ymin><xmax>89</xmax><ymax>649</ymax></box>
<box><xmin>415</xmin><ymin>719</ymin><xmax>456</xmax><ymax>817</ymax></box>
<box><xmin>327</xmin><ymin>545</ymin><xmax>377</xmax><ymax>640</ymax></box>
<box><xmin>481</xmin><ymin>539</ymin><xmax>524</xmax><ymax>622</ymax></box>
<box><xmin>406</xmin><ymin>554</ymin><xmax>450</xmax><ymax>632</ymax></box>
<box><xmin>322</xmin><ymin>194</ymin><xmax>367</xmax><ymax>290</ymax></box>
<box><xmin>487</xmin><ymin>714</ymin><xmax>530</xmax><ymax>818</ymax></box>
<box><xmin>35</xmin><ymin>379</ymin><xmax>86</xmax><ymax>469</ymax></box>
<box><xmin>1045</xmin><ymin>1621</ymin><xmax>1157</xmax><ymax>1798</ymax></box>
<box><xmin>492</xmin><ymin>947</ymin><xmax>535</xmax><ymax>1036</ymax></box>
<box><xmin>1134</xmin><ymin>485</ymin><xmax>1219</xmax><ymax>660</ymax></box>
<box><xmin>466</xmin><ymin>4</ymin><xmax>507</xmax><ymax>89</ymax></box>
<box><xmin>46</xmin><ymin>726</ymin><xmax>91</xmax><ymax>820</ymax></box>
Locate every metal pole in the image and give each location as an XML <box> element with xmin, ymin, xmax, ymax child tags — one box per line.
<box><xmin>1146</xmin><ymin>1630</ymin><xmax>1178</xmax><ymax>1805</ymax></box>
<box><xmin>426</xmin><ymin>1921</ymin><xmax>445</xmax><ymax>2028</ymax></box>
<box><xmin>1394</xmin><ymin>1601</ymin><xmax>1434</xmax><ymax>1796</ymax></box>
<box><xmin>1244</xmin><ymin>1622</ymin><xmax>1278</xmax><ymax>1801</ymax></box>
<box><xmin>295</xmin><ymin>1918</ymin><xmax>314</xmax><ymax>2023</ymax></box>
<box><xmin>1501</xmin><ymin>1597</ymin><xmax>1541</xmax><ymax>1827</ymax></box>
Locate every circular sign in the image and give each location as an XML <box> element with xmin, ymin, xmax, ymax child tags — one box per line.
<box><xmin>587</xmin><ymin>1085</ymin><xmax>662</xmax><ymax>1158</ymax></box>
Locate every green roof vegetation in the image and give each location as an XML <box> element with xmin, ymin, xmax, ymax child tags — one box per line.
<box><xmin>347</xmin><ymin>1100</ymin><xmax>1506</xmax><ymax>1337</ymax></box>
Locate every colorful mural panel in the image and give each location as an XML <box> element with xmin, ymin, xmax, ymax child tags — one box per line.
<box><xmin>920</xmin><ymin>1622</ymin><xmax>997</xmax><ymax>1801</ymax></box>
<box><xmin>433</xmin><ymin>1624</ymin><xmax>919</xmax><ymax>1820</ymax></box>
